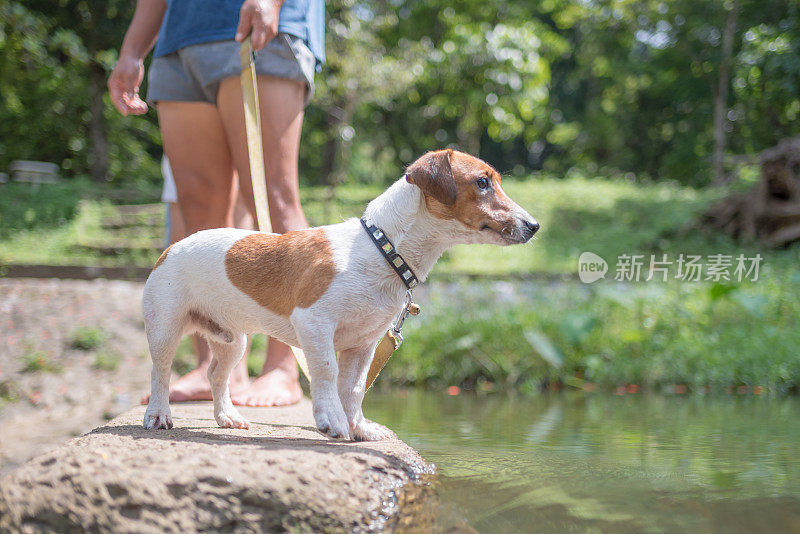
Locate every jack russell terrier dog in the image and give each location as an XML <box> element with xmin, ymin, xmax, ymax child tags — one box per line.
<box><xmin>142</xmin><ymin>149</ymin><xmax>539</xmax><ymax>441</ymax></box>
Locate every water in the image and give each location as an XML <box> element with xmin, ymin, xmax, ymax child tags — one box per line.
<box><xmin>364</xmin><ymin>390</ymin><xmax>800</xmax><ymax>532</ymax></box>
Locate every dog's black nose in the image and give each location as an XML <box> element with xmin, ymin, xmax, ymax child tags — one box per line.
<box><xmin>525</xmin><ymin>219</ymin><xmax>540</xmax><ymax>236</ymax></box>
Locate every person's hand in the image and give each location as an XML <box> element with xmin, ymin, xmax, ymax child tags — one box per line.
<box><xmin>108</xmin><ymin>54</ymin><xmax>148</xmax><ymax>116</ymax></box>
<box><xmin>235</xmin><ymin>0</ymin><xmax>280</xmax><ymax>51</ymax></box>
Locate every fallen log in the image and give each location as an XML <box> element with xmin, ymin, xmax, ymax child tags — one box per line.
<box><xmin>767</xmin><ymin>222</ymin><xmax>800</xmax><ymax>248</ymax></box>
<box><xmin>705</xmin><ymin>136</ymin><xmax>800</xmax><ymax>247</ymax></box>
<box><xmin>0</xmin><ymin>400</ymin><xmax>435</xmax><ymax>532</ymax></box>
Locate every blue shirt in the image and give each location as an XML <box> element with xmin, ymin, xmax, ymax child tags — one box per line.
<box><xmin>153</xmin><ymin>0</ymin><xmax>325</xmax><ymax>67</ymax></box>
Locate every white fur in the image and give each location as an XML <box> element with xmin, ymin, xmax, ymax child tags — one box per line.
<box><xmin>142</xmin><ymin>176</ymin><xmax>535</xmax><ymax>440</ymax></box>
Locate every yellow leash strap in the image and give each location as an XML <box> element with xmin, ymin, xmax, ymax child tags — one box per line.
<box><xmin>239</xmin><ymin>37</ymin><xmax>270</xmax><ymax>233</ymax></box>
<box><xmin>366</xmin><ymin>294</ymin><xmax>420</xmax><ymax>389</ymax></box>
<box><xmin>240</xmin><ymin>37</ymin><xmax>311</xmax><ymax>380</ymax></box>
<box><xmin>367</xmin><ymin>331</ymin><xmax>402</xmax><ymax>388</ymax></box>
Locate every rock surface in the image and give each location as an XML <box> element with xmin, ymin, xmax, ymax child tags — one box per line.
<box><xmin>0</xmin><ymin>400</ymin><xmax>435</xmax><ymax>533</ymax></box>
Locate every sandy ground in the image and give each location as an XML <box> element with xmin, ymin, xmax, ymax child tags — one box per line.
<box><xmin>0</xmin><ymin>278</ymin><xmax>152</xmax><ymax>476</ymax></box>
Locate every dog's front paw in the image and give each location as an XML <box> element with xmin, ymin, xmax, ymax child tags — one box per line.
<box><xmin>314</xmin><ymin>403</ymin><xmax>350</xmax><ymax>440</ymax></box>
<box><xmin>215</xmin><ymin>409</ymin><xmax>250</xmax><ymax>430</ymax></box>
<box><xmin>351</xmin><ymin>418</ymin><xmax>396</xmax><ymax>442</ymax></box>
<box><xmin>143</xmin><ymin>408</ymin><xmax>173</xmax><ymax>430</ymax></box>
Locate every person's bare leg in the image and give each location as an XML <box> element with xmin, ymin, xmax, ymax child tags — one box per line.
<box><xmin>160</xmin><ymin>102</ymin><xmax>237</xmax><ymax>233</ymax></box>
<box><xmin>217</xmin><ymin>75</ymin><xmax>306</xmax><ymax>406</ymax></box>
<box><xmin>233</xmin><ymin>179</ymin><xmax>256</xmax><ymax>230</ymax></box>
<box><xmin>144</xmin><ymin>101</ymin><xmax>250</xmax><ymax>403</ymax></box>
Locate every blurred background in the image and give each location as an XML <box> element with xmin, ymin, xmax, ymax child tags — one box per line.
<box><xmin>2</xmin><ymin>1</ymin><xmax>800</xmax><ymax>529</ymax></box>
<box><xmin>1</xmin><ymin>0</ymin><xmax>798</xmax><ymax>393</ymax></box>
<box><xmin>3</xmin><ymin>0</ymin><xmax>799</xmax><ymax>186</ymax></box>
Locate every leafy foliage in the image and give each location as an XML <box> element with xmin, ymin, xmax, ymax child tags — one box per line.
<box><xmin>0</xmin><ymin>1</ymin><xmax>160</xmax><ymax>183</ymax></box>
<box><xmin>0</xmin><ymin>179</ymin><xmax>93</xmax><ymax>239</ymax></box>
<box><xmin>386</xmin><ymin>273</ymin><xmax>800</xmax><ymax>393</ymax></box>
<box><xmin>3</xmin><ymin>0</ymin><xmax>799</xmax><ymax>186</ymax></box>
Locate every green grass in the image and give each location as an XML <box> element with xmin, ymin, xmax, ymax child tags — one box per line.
<box><xmin>0</xmin><ymin>179</ymin><xmax>162</xmax><ymax>267</ymax></box>
<box><xmin>92</xmin><ymin>352</ymin><xmax>121</xmax><ymax>372</ymax></box>
<box><xmin>381</xmin><ymin>270</ymin><xmax>800</xmax><ymax>394</ymax></box>
<box><xmin>0</xmin><ymin>379</ymin><xmax>21</xmax><ymax>404</ymax></box>
<box><xmin>3</xmin><ymin>175</ymin><xmax>799</xmax><ymax>393</ymax></box>
<box><xmin>443</xmin><ymin>176</ymin><xmax>726</xmax><ymax>275</ymax></box>
<box><xmin>172</xmin><ymin>337</ymin><xmax>196</xmax><ymax>376</ymax></box>
<box><xmin>0</xmin><ymin>176</ymin><xmax>725</xmax><ymax>275</ymax></box>
<box><xmin>246</xmin><ymin>334</ymin><xmax>268</xmax><ymax>377</ymax></box>
<box><xmin>0</xmin><ymin>199</ymin><xmax>159</xmax><ymax>267</ymax></box>
<box><xmin>20</xmin><ymin>350</ymin><xmax>63</xmax><ymax>374</ymax></box>
<box><xmin>0</xmin><ymin>179</ymin><xmax>94</xmax><ymax>240</ymax></box>
<box><xmin>69</xmin><ymin>326</ymin><xmax>107</xmax><ymax>351</ymax></box>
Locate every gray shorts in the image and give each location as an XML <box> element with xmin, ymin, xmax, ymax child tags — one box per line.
<box><xmin>147</xmin><ymin>33</ymin><xmax>315</xmax><ymax>107</ymax></box>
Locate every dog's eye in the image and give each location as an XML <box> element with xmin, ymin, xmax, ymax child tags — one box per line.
<box><xmin>476</xmin><ymin>177</ymin><xmax>491</xmax><ymax>190</ymax></box>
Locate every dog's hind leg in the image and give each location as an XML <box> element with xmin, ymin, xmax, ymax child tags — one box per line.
<box><xmin>142</xmin><ymin>317</ymin><xmax>182</xmax><ymax>430</ymax></box>
<box><xmin>207</xmin><ymin>334</ymin><xmax>250</xmax><ymax>429</ymax></box>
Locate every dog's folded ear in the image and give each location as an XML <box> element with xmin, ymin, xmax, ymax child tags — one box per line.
<box><xmin>405</xmin><ymin>149</ymin><xmax>457</xmax><ymax>206</ymax></box>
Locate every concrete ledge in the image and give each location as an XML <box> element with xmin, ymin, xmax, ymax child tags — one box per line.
<box><xmin>0</xmin><ymin>264</ymin><xmax>152</xmax><ymax>281</ymax></box>
<box><xmin>0</xmin><ymin>400</ymin><xmax>435</xmax><ymax>532</ymax></box>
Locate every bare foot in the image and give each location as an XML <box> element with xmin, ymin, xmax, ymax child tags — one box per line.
<box><xmin>231</xmin><ymin>367</ymin><xmax>303</xmax><ymax>407</ymax></box>
<box><xmin>140</xmin><ymin>366</ymin><xmax>250</xmax><ymax>404</ymax></box>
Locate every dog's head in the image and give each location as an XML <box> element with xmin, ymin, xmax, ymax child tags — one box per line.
<box><xmin>406</xmin><ymin>149</ymin><xmax>539</xmax><ymax>245</ymax></box>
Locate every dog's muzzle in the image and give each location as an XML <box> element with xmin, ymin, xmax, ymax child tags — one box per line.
<box><xmin>495</xmin><ymin>217</ymin><xmax>539</xmax><ymax>244</ymax></box>
<box><xmin>523</xmin><ymin>218</ymin><xmax>540</xmax><ymax>240</ymax></box>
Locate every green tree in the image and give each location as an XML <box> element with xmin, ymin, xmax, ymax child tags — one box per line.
<box><xmin>3</xmin><ymin>0</ymin><xmax>160</xmax><ymax>183</ymax></box>
<box><xmin>0</xmin><ymin>3</ymin><xmax>88</xmax><ymax>174</ymax></box>
<box><xmin>544</xmin><ymin>0</ymin><xmax>799</xmax><ymax>183</ymax></box>
<box><xmin>3</xmin><ymin>0</ymin><xmax>799</xmax><ymax>188</ymax></box>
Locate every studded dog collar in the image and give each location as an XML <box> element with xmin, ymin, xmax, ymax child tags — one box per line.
<box><xmin>360</xmin><ymin>217</ymin><xmax>419</xmax><ymax>290</ymax></box>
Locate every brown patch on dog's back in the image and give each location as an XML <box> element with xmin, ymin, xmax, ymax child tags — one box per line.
<box><xmin>225</xmin><ymin>229</ymin><xmax>336</xmax><ymax>316</ymax></box>
<box><xmin>153</xmin><ymin>245</ymin><xmax>172</xmax><ymax>271</ymax></box>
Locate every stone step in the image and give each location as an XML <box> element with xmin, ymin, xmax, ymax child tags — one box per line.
<box><xmin>99</xmin><ymin>204</ymin><xmax>165</xmax><ymax>230</ymax></box>
<box><xmin>100</xmin><ymin>215</ymin><xmax>165</xmax><ymax>230</ymax></box>
<box><xmin>109</xmin><ymin>203</ymin><xmax>164</xmax><ymax>216</ymax></box>
<box><xmin>0</xmin><ymin>400</ymin><xmax>435</xmax><ymax>532</ymax></box>
<box><xmin>0</xmin><ymin>264</ymin><xmax>154</xmax><ymax>281</ymax></box>
<box><xmin>73</xmin><ymin>240</ymin><xmax>164</xmax><ymax>256</ymax></box>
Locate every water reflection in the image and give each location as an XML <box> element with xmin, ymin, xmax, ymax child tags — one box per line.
<box><xmin>364</xmin><ymin>391</ymin><xmax>800</xmax><ymax>533</ymax></box>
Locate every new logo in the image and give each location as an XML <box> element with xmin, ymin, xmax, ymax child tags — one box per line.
<box><xmin>578</xmin><ymin>252</ymin><xmax>607</xmax><ymax>283</ymax></box>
